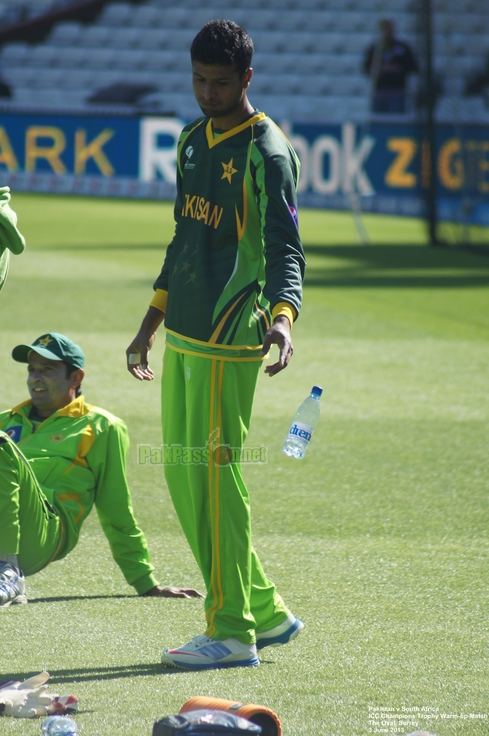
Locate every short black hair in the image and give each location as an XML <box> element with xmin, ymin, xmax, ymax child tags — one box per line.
<box><xmin>190</xmin><ymin>19</ymin><xmax>254</xmax><ymax>77</ymax></box>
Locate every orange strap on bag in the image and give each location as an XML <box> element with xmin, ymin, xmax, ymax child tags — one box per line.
<box><xmin>180</xmin><ymin>697</ymin><xmax>282</xmax><ymax>736</ymax></box>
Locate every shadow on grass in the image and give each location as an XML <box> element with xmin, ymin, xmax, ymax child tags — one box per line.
<box><xmin>31</xmin><ymin>242</ymin><xmax>489</xmax><ymax>288</ymax></box>
<box><xmin>4</xmin><ymin>664</ymin><xmax>179</xmax><ymax>684</ymax></box>
<box><xmin>33</xmin><ymin>243</ymin><xmax>164</xmax><ymax>251</ymax></box>
<box><xmin>28</xmin><ymin>594</ymin><xmax>135</xmax><ymax>603</ymax></box>
<box><xmin>304</xmin><ymin>243</ymin><xmax>489</xmax><ymax>288</ymax></box>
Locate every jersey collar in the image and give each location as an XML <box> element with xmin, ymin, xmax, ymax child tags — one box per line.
<box><xmin>205</xmin><ymin>112</ymin><xmax>266</xmax><ymax>149</ymax></box>
<box><xmin>10</xmin><ymin>396</ymin><xmax>90</xmax><ymax>419</ymax></box>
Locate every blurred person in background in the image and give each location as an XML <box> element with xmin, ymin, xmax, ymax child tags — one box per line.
<box><xmin>465</xmin><ymin>50</ymin><xmax>489</xmax><ymax>98</ymax></box>
<box><xmin>364</xmin><ymin>18</ymin><xmax>418</xmax><ymax>113</ymax></box>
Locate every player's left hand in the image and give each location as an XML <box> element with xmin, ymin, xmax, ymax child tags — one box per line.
<box><xmin>260</xmin><ymin>316</ymin><xmax>293</xmax><ymax>377</ymax></box>
<box><xmin>142</xmin><ymin>585</ymin><xmax>204</xmax><ymax>599</ymax></box>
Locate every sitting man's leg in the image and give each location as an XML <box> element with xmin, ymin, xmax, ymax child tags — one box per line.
<box><xmin>0</xmin><ymin>432</ymin><xmax>61</xmax><ymax>607</ymax></box>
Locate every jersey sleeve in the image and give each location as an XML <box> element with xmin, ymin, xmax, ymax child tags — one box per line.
<box><xmin>252</xmin><ymin>136</ymin><xmax>305</xmax><ymax>320</ymax></box>
<box><xmin>153</xmin><ymin>130</ymin><xmax>187</xmax><ymax>293</ymax></box>
<box><xmin>87</xmin><ymin>417</ymin><xmax>158</xmax><ymax>594</ymax></box>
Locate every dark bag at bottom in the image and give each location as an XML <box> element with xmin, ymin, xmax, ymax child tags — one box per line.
<box><xmin>153</xmin><ymin>709</ymin><xmax>262</xmax><ymax>736</ymax></box>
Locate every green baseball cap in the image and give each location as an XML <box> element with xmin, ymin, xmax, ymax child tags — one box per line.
<box><xmin>12</xmin><ymin>333</ymin><xmax>85</xmax><ymax>369</ymax></box>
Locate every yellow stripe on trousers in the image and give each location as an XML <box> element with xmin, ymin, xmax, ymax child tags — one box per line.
<box><xmin>207</xmin><ymin>359</ymin><xmax>225</xmax><ymax>638</ymax></box>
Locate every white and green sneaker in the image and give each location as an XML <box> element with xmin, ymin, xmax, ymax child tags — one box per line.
<box><xmin>0</xmin><ymin>562</ymin><xmax>27</xmax><ymax>608</ymax></box>
<box><xmin>162</xmin><ymin>634</ymin><xmax>259</xmax><ymax>670</ymax></box>
<box><xmin>256</xmin><ymin>613</ymin><xmax>304</xmax><ymax>650</ymax></box>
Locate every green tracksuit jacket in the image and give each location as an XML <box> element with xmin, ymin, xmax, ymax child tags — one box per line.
<box><xmin>152</xmin><ymin>111</ymin><xmax>305</xmax><ymax>355</ymax></box>
<box><xmin>0</xmin><ymin>397</ymin><xmax>158</xmax><ymax>594</ymax></box>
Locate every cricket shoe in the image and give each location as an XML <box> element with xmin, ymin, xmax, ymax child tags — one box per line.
<box><xmin>0</xmin><ymin>562</ymin><xmax>27</xmax><ymax>608</ymax></box>
<box><xmin>161</xmin><ymin>634</ymin><xmax>259</xmax><ymax>670</ymax></box>
<box><xmin>256</xmin><ymin>613</ymin><xmax>304</xmax><ymax>650</ymax></box>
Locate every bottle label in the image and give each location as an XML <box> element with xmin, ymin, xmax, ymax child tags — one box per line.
<box><xmin>287</xmin><ymin>421</ymin><xmax>313</xmax><ymax>443</ymax></box>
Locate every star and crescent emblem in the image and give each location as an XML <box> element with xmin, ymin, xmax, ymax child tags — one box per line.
<box><xmin>37</xmin><ymin>335</ymin><xmax>53</xmax><ymax>346</ymax></box>
<box><xmin>221</xmin><ymin>158</ymin><xmax>237</xmax><ymax>183</ymax></box>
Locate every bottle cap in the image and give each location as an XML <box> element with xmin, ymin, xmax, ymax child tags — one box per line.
<box><xmin>311</xmin><ymin>385</ymin><xmax>323</xmax><ymax>397</ymax></box>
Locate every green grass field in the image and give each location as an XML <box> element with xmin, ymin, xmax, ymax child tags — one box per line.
<box><xmin>1</xmin><ymin>194</ymin><xmax>489</xmax><ymax>736</ymax></box>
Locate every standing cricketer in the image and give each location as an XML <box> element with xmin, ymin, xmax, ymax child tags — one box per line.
<box><xmin>126</xmin><ymin>19</ymin><xmax>306</xmax><ymax>670</ymax></box>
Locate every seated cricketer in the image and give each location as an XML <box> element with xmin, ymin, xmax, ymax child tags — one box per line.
<box><xmin>0</xmin><ymin>332</ymin><xmax>202</xmax><ymax>607</ymax></box>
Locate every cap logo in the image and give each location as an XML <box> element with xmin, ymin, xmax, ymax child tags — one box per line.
<box><xmin>37</xmin><ymin>335</ymin><xmax>53</xmax><ymax>347</ymax></box>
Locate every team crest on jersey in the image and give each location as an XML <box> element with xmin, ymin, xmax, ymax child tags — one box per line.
<box><xmin>221</xmin><ymin>158</ymin><xmax>237</xmax><ymax>183</ymax></box>
<box><xmin>6</xmin><ymin>426</ymin><xmax>22</xmax><ymax>442</ymax></box>
<box><xmin>184</xmin><ymin>145</ymin><xmax>195</xmax><ymax>169</ymax></box>
<box><xmin>288</xmin><ymin>204</ymin><xmax>299</xmax><ymax>228</ymax></box>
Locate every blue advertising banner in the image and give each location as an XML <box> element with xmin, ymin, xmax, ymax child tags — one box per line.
<box><xmin>0</xmin><ymin>111</ymin><xmax>488</xmax><ymax>225</ymax></box>
<box><xmin>282</xmin><ymin>120</ymin><xmax>489</xmax><ymax>226</ymax></box>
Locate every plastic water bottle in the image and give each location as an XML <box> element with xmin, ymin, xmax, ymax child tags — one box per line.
<box><xmin>282</xmin><ymin>385</ymin><xmax>322</xmax><ymax>459</ymax></box>
<box><xmin>41</xmin><ymin>716</ymin><xmax>78</xmax><ymax>735</ymax></box>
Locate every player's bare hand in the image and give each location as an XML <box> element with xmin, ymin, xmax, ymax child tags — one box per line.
<box><xmin>126</xmin><ymin>336</ymin><xmax>155</xmax><ymax>381</ymax></box>
<box><xmin>126</xmin><ymin>307</ymin><xmax>165</xmax><ymax>381</ymax></box>
<box><xmin>260</xmin><ymin>315</ymin><xmax>293</xmax><ymax>377</ymax></box>
<box><xmin>142</xmin><ymin>585</ymin><xmax>204</xmax><ymax>599</ymax></box>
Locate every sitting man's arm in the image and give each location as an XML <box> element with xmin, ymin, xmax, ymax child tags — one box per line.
<box><xmin>143</xmin><ymin>585</ymin><xmax>202</xmax><ymax>598</ymax></box>
<box><xmin>88</xmin><ymin>414</ymin><xmax>202</xmax><ymax>598</ymax></box>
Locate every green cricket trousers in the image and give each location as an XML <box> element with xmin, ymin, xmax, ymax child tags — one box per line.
<box><xmin>0</xmin><ymin>432</ymin><xmax>62</xmax><ymax>574</ymax></box>
<box><xmin>161</xmin><ymin>347</ymin><xmax>289</xmax><ymax>645</ymax></box>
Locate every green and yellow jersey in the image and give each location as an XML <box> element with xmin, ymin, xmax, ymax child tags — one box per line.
<box><xmin>151</xmin><ymin>111</ymin><xmax>305</xmax><ymax>360</ymax></box>
<box><xmin>0</xmin><ymin>397</ymin><xmax>158</xmax><ymax>594</ymax></box>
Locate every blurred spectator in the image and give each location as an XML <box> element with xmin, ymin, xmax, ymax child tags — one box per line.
<box><xmin>0</xmin><ymin>78</ymin><xmax>12</xmax><ymax>99</ymax></box>
<box><xmin>364</xmin><ymin>19</ymin><xmax>418</xmax><ymax>113</ymax></box>
<box><xmin>465</xmin><ymin>51</ymin><xmax>489</xmax><ymax>97</ymax></box>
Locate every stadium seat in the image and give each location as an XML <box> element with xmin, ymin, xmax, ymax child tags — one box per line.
<box><xmin>131</xmin><ymin>4</ymin><xmax>164</xmax><ymax>28</ymax></box>
<box><xmin>238</xmin><ymin>9</ymin><xmax>277</xmax><ymax>30</ymax></box>
<box><xmin>32</xmin><ymin>0</ymin><xmax>56</xmax><ymax>17</ymax></box>
<box><xmin>48</xmin><ymin>21</ymin><xmax>84</xmax><ymax>46</ymax></box>
<box><xmin>98</xmin><ymin>2</ymin><xmax>133</xmax><ymax>26</ymax></box>
<box><xmin>92</xmin><ymin>69</ymin><xmax>125</xmax><ymax>88</ymax></box>
<box><xmin>83</xmin><ymin>48</ymin><xmax>118</xmax><ymax>69</ymax></box>
<box><xmin>35</xmin><ymin>67</ymin><xmax>65</xmax><ymax>88</ymax></box>
<box><xmin>50</xmin><ymin>46</ymin><xmax>87</xmax><ymax>67</ymax></box>
<box><xmin>3</xmin><ymin>67</ymin><xmax>37</xmax><ymax>88</ymax></box>
<box><xmin>156</xmin><ymin>28</ymin><xmax>195</xmax><ymax>50</ymax></box>
<box><xmin>25</xmin><ymin>44</ymin><xmax>59</xmax><ymax>66</ymax></box>
<box><xmin>148</xmin><ymin>7</ymin><xmax>188</xmax><ymax>26</ymax></box>
<box><xmin>113</xmin><ymin>49</ymin><xmax>147</xmax><ymax>70</ymax></box>
<box><xmin>105</xmin><ymin>26</ymin><xmax>143</xmax><ymax>48</ymax></box>
<box><xmin>0</xmin><ymin>42</ymin><xmax>30</xmax><ymax>66</ymax></box>
<box><xmin>252</xmin><ymin>52</ymin><xmax>297</xmax><ymax>75</ymax></box>
<box><xmin>57</xmin><ymin>68</ymin><xmax>97</xmax><ymax>89</ymax></box>
<box><xmin>79</xmin><ymin>25</ymin><xmax>113</xmax><ymax>48</ymax></box>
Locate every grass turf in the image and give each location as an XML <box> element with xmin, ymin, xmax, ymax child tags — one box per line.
<box><xmin>1</xmin><ymin>193</ymin><xmax>488</xmax><ymax>736</ymax></box>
